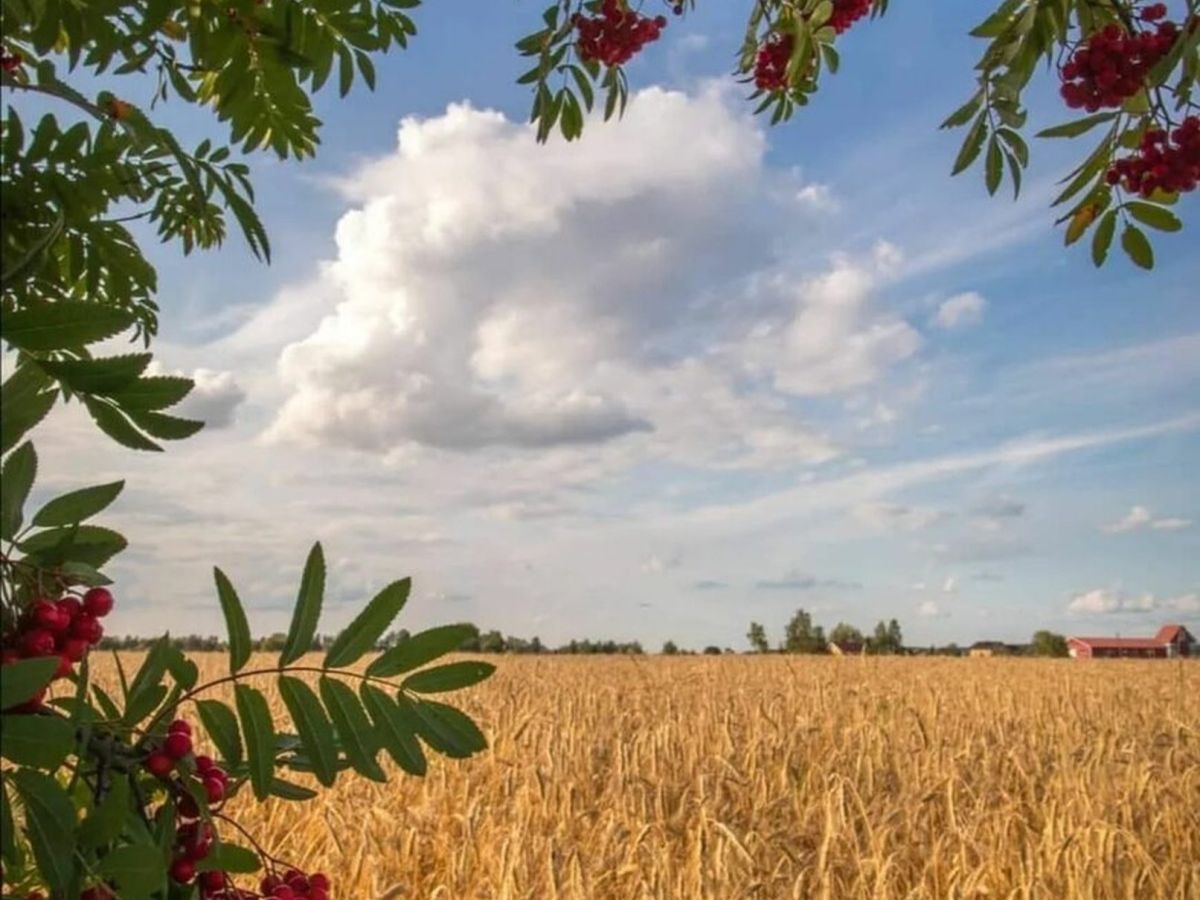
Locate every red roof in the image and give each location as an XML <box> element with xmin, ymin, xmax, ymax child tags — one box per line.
<box><xmin>1153</xmin><ymin>624</ymin><xmax>1191</xmax><ymax>644</ymax></box>
<box><xmin>1069</xmin><ymin>637</ymin><xmax>1165</xmax><ymax>650</ymax></box>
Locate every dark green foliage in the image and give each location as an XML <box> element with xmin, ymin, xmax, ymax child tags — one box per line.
<box><xmin>1030</xmin><ymin>630</ymin><xmax>1069</xmax><ymax>657</ymax></box>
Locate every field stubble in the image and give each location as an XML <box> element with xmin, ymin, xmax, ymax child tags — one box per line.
<box><xmin>97</xmin><ymin>654</ymin><xmax>1200</xmax><ymax>899</ymax></box>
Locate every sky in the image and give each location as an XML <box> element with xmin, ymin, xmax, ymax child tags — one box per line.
<box><xmin>12</xmin><ymin>1</ymin><xmax>1200</xmax><ymax>649</ymax></box>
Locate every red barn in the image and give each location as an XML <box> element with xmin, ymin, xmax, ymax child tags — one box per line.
<box><xmin>1067</xmin><ymin>624</ymin><xmax>1195</xmax><ymax>659</ymax></box>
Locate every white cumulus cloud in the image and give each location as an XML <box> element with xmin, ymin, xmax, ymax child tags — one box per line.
<box><xmin>256</xmin><ymin>87</ymin><xmax>891</xmax><ymax>470</ymax></box>
<box><xmin>1067</xmin><ymin>588</ymin><xmax>1157</xmax><ymax>614</ymax></box>
<box><xmin>932</xmin><ymin>291</ymin><xmax>987</xmax><ymax>330</ymax></box>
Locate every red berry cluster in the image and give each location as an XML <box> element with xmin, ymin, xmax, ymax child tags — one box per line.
<box><xmin>754</xmin><ymin>33</ymin><xmax>794</xmax><ymax>92</ymax></box>
<box><xmin>1139</xmin><ymin>3</ymin><xmax>1168</xmax><ymax>21</ymax></box>
<box><xmin>1</xmin><ymin>51</ymin><xmax>22</xmax><ymax>73</ymax></box>
<box><xmin>573</xmin><ymin>1</ymin><xmax>667</xmax><ymax>66</ymax></box>
<box><xmin>145</xmin><ymin>719</ymin><xmax>231</xmax><ymax>804</ymax></box>
<box><xmin>1</xmin><ymin>588</ymin><xmax>112</xmax><ymax>710</ymax></box>
<box><xmin>829</xmin><ymin>0</ymin><xmax>873</xmax><ymax>35</ymax></box>
<box><xmin>1106</xmin><ymin>117</ymin><xmax>1200</xmax><ymax>195</ymax></box>
<box><xmin>1059</xmin><ymin>22</ymin><xmax>1178</xmax><ymax>112</ymax></box>
<box><xmin>258</xmin><ymin>870</ymin><xmax>332</xmax><ymax>900</ymax></box>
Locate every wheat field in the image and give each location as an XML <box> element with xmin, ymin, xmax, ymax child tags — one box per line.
<box><xmin>93</xmin><ymin>654</ymin><xmax>1200</xmax><ymax>899</ymax></box>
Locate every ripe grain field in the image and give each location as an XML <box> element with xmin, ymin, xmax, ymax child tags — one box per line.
<box><xmin>96</xmin><ymin>654</ymin><xmax>1200</xmax><ymax>899</ymax></box>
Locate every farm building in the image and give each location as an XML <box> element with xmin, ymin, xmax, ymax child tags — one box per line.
<box><xmin>968</xmin><ymin>641</ymin><xmax>1022</xmax><ymax>657</ymax></box>
<box><xmin>828</xmin><ymin>640</ymin><xmax>865</xmax><ymax>656</ymax></box>
<box><xmin>1066</xmin><ymin>624</ymin><xmax>1195</xmax><ymax>659</ymax></box>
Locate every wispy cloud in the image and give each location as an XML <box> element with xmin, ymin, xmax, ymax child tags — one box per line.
<box><xmin>755</xmin><ymin>570</ymin><xmax>862</xmax><ymax>591</ymax></box>
<box><xmin>1103</xmin><ymin>505</ymin><xmax>1192</xmax><ymax>534</ymax></box>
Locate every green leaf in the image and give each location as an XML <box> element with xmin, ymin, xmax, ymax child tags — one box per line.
<box><xmin>984</xmin><ymin>136</ymin><xmax>1003</xmax><ymax>195</ymax></box>
<box><xmin>196</xmin><ymin>842</ymin><xmax>262</xmax><ymax>874</ymax></box>
<box><xmin>127</xmin><ymin>636</ymin><xmax>171</xmax><ymax>708</ymax></box>
<box><xmin>939</xmin><ymin>90</ymin><xmax>982</xmax><ymax>129</ymax></box>
<box><xmin>32</xmin><ymin>480</ymin><xmax>124</xmax><ymax>527</ymax></box>
<box><xmin>997</xmin><ymin>128</ymin><xmax>1029</xmax><ymax>166</ymax></box>
<box><xmin>83</xmin><ymin>397</ymin><xmax>162</xmax><ymax>452</ymax></box>
<box><xmin>36</xmin><ymin>354</ymin><xmax>151</xmax><ymax>394</ymax></box>
<box><xmin>60</xmin><ymin>561</ymin><xmax>114</xmax><ymax>587</ymax></box>
<box><xmin>407</xmin><ymin>696</ymin><xmax>488</xmax><ymax>758</ymax></box>
<box><xmin>214</xmin><ymin>567</ymin><xmax>252</xmax><ymax>674</ymax></box>
<box><xmin>1036</xmin><ymin>112</ymin><xmax>1117</xmax><ymax>139</ymax></box>
<box><xmin>324</xmin><ymin>577</ymin><xmax>411</xmax><ymax>669</ymax></box>
<box><xmin>1</xmin><ymin>365</ymin><xmax>59</xmax><ymax>456</ymax></box>
<box><xmin>278</xmin><ymin>676</ymin><xmax>338</xmax><ymax>787</ymax></box>
<box><xmin>122</xmin><ymin>683</ymin><xmax>168</xmax><ymax>727</ymax></box>
<box><xmin>0</xmin><ymin>656</ymin><xmax>60</xmax><ymax>709</ymax></box>
<box><xmin>569</xmin><ymin>65</ymin><xmax>594</xmax><ymax>110</ymax></box>
<box><xmin>403</xmin><ymin>661</ymin><xmax>495</xmax><ymax>694</ymax></box>
<box><xmin>197</xmin><ymin>699</ymin><xmax>243</xmax><ymax>766</ymax></box>
<box><xmin>1052</xmin><ymin>133</ymin><xmax>1115</xmax><ymax>207</ymax></box>
<box><xmin>92</xmin><ymin>684</ymin><xmax>122</xmax><ymax>721</ymax></box>
<box><xmin>366</xmin><ymin>623</ymin><xmax>474</xmax><ymax>678</ymax></box>
<box><xmin>165</xmin><ymin>645</ymin><xmax>199</xmax><ymax>691</ymax></box>
<box><xmin>950</xmin><ymin>111</ymin><xmax>987</xmax><ymax>176</ymax></box>
<box><xmin>969</xmin><ymin>0</ymin><xmax>1022</xmax><ymax>38</ymax></box>
<box><xmin>235</xmin><ymin>684</ymin><xmax>276</xmax><ymax>800</ymax></box>
<box><xmin>1091</xmin><ymin>209</ymin><xmax>1117</xmax><ymax>267</ymax></box>
<box><xmin>268</xmin><ymin>777</ymin><xmax>318</xmax><ymax>801</ymax></box>
<box><xmin>281</xmin><ymin>542</ymin><xmax>324</xmax><ymax>666</ymax></box>
<box><xmin>0</xmin><ymin>303</ymin><xmax>136</xmax><ymax>352</ymax></box>
<box><xmin>99</xmin><ymin>843</ymin><xmax>165</xmax><ymax>899</ymax></box>
<box><xmin>106</xmin><ymin>376</ymin><xmax>194</xmax><ymax>411</ymax></box>
<box><xmin>78</xmin><ymin>777</ymin><xmax>131</xmax><ymax>847</ymax></box>
<box><xmin>361</xmin><ymin>683</ymin><xmax>426</xmax><ymax>776</ymax></box>
<box><xmin>11</xmin><ymin>770</ymin><xmax>77</xmax><ymax>895</ymax></box>
<box><xmin>1124</xmin><ymin>202</ymin><xmax>1182</xmax><ymax>232</ymax></box>
<box><xmin>125</xmin><ymin>409</ymin><xmax>205</xmax><ymax>440</ymax></box>
<box><xmin>0</xmin><ymin>441</ymin><xmax>37</xmax><ymax>540</ymax></box>
<box><xmin>0</xmin><ymin>715</ymin><xmax>75</xmax><ymax>768</ymax></box>
<box><xmin>1121</xmin><ymin>89</ymin><xmax>1150</xmax><ymax>115</ymax></box>
<box><xmin>1120</xmin><ymin>223</ymin><xmax>1154</xmax><ymax>270</ymax></box>
<box><xmin>18</xmin><ymin>524</ymin><xmax>128</xmax><ymax>569</ymax></box>
<box><xmin>319</xmin><ymin>676</ymin><xmax>386</xmax><ymax>782</ymax></box>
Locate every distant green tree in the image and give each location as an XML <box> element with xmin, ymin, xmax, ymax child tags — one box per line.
<box><xmin>662</xmin><ymin>640</ymin><xmax>679</xmax><ymax>655</ymax></box>
<box><xmin>747</xmin><ymin>621</ymin><xmax>770</xmax><ymax>653</ymax></box>
<box><xmin>868</xmin><ymin>619</ymin><xmax>904</xmax><ymax>655</ymax></box>
<box><xmin>784</xmin><ymin>609</ymin><xmax>826</xmax><ymax>654</ymax></box>
<box><xmin>829</xmin><ymin>622</ymin><xmax>864</xmax><ymax>645</ymax></box>
<box><xmin>257</xmin><ymin>632</ymin><xmax>287</xmax><ymax>652</ymax></box>
<box><xmin>479</xmin><ymin>629</ymin><xmax>507</xmax><ymax>653</ymax></box>
<box><xmin>1030</xmin><ymin>630</ymin><xmax>1069</xmax><ymax>657</ymax></box>
<box><xmin>703</xmin><ymin>645</ymin><xmax>722</xmax><ymax>655</ymax></box>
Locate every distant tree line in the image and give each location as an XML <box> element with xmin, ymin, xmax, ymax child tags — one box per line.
<box><xmin>97</xmin><ymin>623</ymin><xmax>644</xmax><ymax>655</ymax></box>
<box><xmin>741</xmin><ymin>610</ymin><xmax>906</xmax><ymax>655</ymax></box>
<box><xmin>96</xmin><ymin>621</ymin><xmax>1071</xmax><ymax>658</ymax></box>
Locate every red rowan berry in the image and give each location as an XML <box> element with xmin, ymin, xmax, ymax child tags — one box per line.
<box><xmin>165</xmin><ymin>731</ymin><xmax>193</xmax><ymax>759</ymax></box>
<box><xmin>146</xmin><ymin>751</ymin><xmax>174</xmax><ymax>778</ymax></box>
<box><xmin>21</xmin><ymin>629</ymin><xmax>56</xmax><ymax>657</ymax></box>
<box><xmin>82</xmin><ymin>587</ymin><xmax>114</xmax><ymax>618</ymax></box>
<box><xmin>170</xmin><ymin>858</ymin><xmax>196</xmax><ymax>884</ymax></box>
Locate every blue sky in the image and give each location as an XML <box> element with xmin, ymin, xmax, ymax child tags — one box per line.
<box><xmin>15</xmin><ymin>1</ymin><xmax>1199</xmax><ymax>648</ymax></box>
